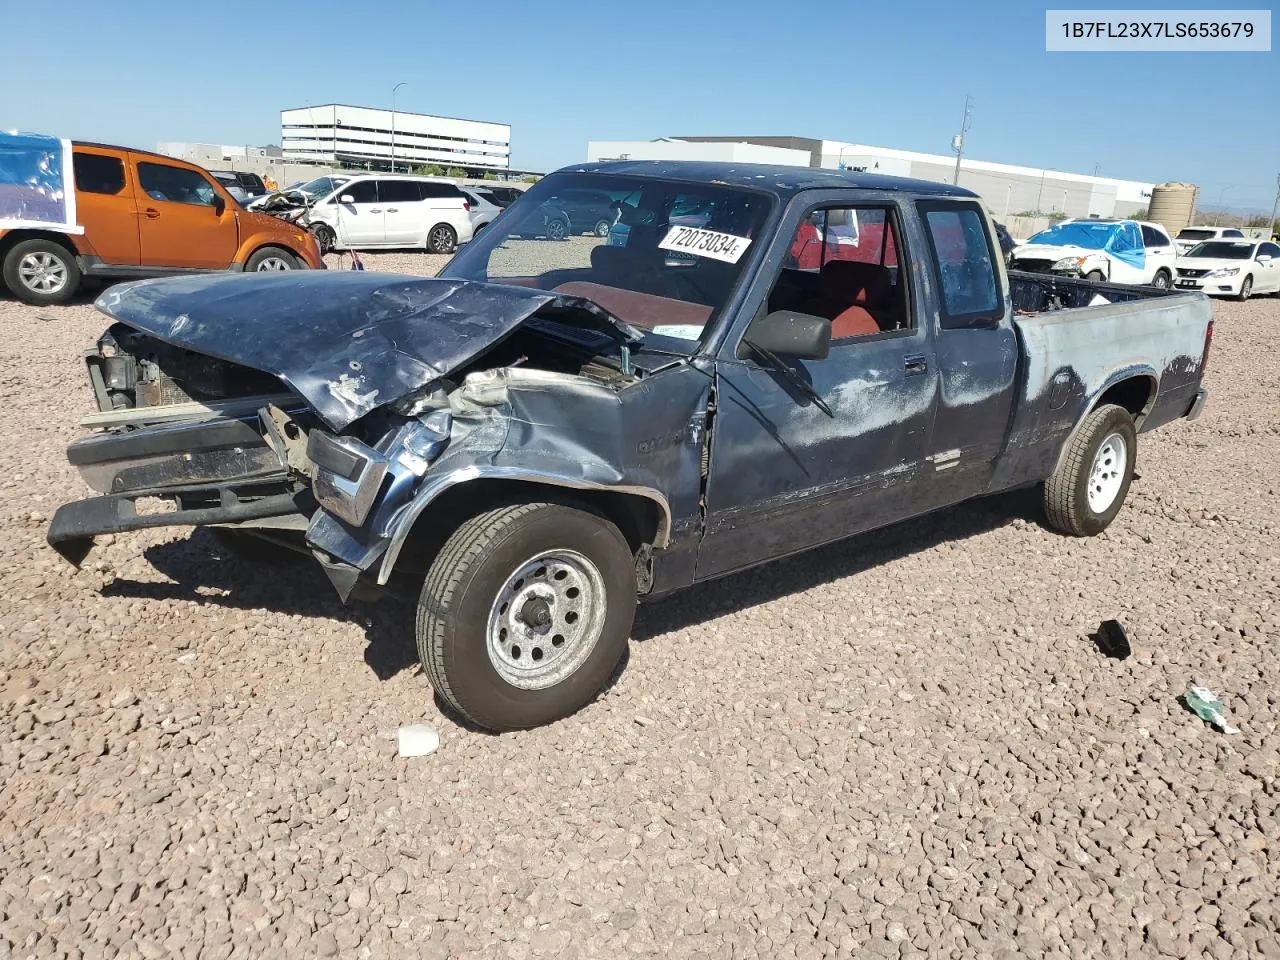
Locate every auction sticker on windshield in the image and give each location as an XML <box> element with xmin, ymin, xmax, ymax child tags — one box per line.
<box><xmin>659</xmin><ymin>226</ymin><xmax>752</xmax><ymax>264</ymax></box>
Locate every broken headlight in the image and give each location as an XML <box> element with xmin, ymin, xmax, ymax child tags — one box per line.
<box><xmin>308</xmin><ymin>413</ymin><xmax>453</xmax><ymax>527</ymax></box>
<box><xmin>308</xmin><ymin>432</ymin><xmax>389</xmax><ymax>527</ymax></box>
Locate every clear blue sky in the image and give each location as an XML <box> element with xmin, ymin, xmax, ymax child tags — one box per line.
<box><xmin>5</xmin><ymin>0</ymin><xmax>1277</xmax><ymax>210</ymax></box>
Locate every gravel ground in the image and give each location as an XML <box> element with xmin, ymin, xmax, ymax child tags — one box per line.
<box><xmin>1</xmin><ymin>256</ymin><xmax>1277</xmax><ymax>960</ymax></box>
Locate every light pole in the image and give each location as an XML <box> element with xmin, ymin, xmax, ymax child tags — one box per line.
<box><xmin>1215</xmin><ymin>185</ymin><xmax>1233</xmax><ymax>225</ymax></box>
<box><xmin>1004</xmin><ymin>183</ymin><xmax>1012</xmax><ymax>219</ymax></box>
<box><xmin>1268</xmin><ymin>173</ymin><xmax>1280</xmax><ymax>238</ymax></box>
<box><xmin>951</xmin><ymin>94</ymin><xmax>973</xmax><ymax>186</ymax></box>
<box><xmin>837</xmin><ymin>145</ymin><xmax>856</xmax><ymax>171</ymax></box>
<box><xmin>391</xmin><ymin>81</ymin><xmax>407</xmax><ymax>173</ymax></box>
<box><xmin>1035</xmin><ymin>168</ymin><xmax>1049</xmax><ymax>215</ymax></box>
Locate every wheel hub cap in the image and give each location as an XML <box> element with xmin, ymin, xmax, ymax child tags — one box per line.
<box><xmin>486</xmin><ymin>550</ymin><xmax>607</xmax><ymax>690</ymax></box>
<box><xmin>1087</xmin><ymin>432</ymin><xmax>1127</xmax><ymax>513</ymax></box>
<box><xmin>18</xmin><ymin>252</ymin><xmax>68</xmax><ymax>293</ymax></box>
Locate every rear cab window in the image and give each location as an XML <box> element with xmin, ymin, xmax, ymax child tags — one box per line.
<box><xmin>917</xmin><ymin>201</ymin><xmax>1002</xmax><ymax>328</ymax></box>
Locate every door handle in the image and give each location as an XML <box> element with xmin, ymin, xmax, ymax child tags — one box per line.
<box><xmin>143</xmin><ymin>208</ymin><xmax>160</xmax><ymax>219</ymax></box>
<box><xmin>386</xmin><ymin>208</ymin><xmax>398</xmax><ymax>213</ymax></box>
<box><xmin>903</xmin><ymin>354</ymin><xmax>928</xmax><ymax>376</ymax></box>
<box><xmin>369</xmin><ymin>208</ymin><xmax>382</xmax><ymax>213</ymax></box>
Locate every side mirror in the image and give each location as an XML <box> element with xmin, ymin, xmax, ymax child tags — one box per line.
<box><xmin>740</xmin><ymin>310</ymin><xmax>831</xmax><ymax>361</ymax></box>
<box><xmin>1257</xmin><ymin>254</ymin><xmax>1273</xmax><ymax>263</ymax></box>
<box><xmin>212</xmin><ymin>194</ymin><xmax>226</xmax><ymax>216</ymax></box>
<box><xmin>339</xmin><ymin>194</ymin><xmax>355</xmax><ymax>204</ymax></box>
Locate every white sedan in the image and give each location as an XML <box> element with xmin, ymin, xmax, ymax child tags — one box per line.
<box><xmin>1173</xmin><ymin>239</ymin><xmax>1280</xmax><ymax>300</ymax></box>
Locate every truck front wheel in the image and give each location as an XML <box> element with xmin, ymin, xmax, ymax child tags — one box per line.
<box><xmin>416</xmin><ymin>502</ymin><xmax>636</xmax><ymax>731</ymax></box>
<box><xmin>1043</xmin><ymin>403</ymin><xmax>1137</xmax><ymax>536</ymax></box>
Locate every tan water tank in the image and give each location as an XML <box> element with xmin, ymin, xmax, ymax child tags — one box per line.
<box><xmin>1148</xmin><ymin>182</ymin><xmax>1199</xmax><ymax>234</ymax></box>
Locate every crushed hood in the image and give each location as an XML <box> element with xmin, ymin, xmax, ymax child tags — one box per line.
<box><xmin>96</xmin><ymin>272</ymin><xmax>641</xmax><ymax>430</ymax></box>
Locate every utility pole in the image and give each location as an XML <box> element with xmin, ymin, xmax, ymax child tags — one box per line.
<box><xmin>951</xmin><ymin>95</ymin><xmax>973</xmax><ymax>186</ymax></box>
<box><xmin>1269</xmin><ymin>173</ymin><xmax>1280</xmax><ymax>238</ymax></box>
<box><xmin>391</xmin><ymin>81</ymin><xmax>407</xmax><ymax>173</ymax></box>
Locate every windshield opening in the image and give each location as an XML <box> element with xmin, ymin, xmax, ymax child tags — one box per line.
<box><xmin>297</xmin><ymin>176</ymin><xmax>349</xmax><ymax>202</ymax></box>
<box><xmin>1027</xmin><ymin>221</ymin><xmax>1118</xmax><ymax>250</ymax></box>
<box><xmin>441</xmin><ymin>172</ymin><xmax>774</xmax><ymax>347</ymax></box>
<box><xmin>1186</xmin><ymin>241</ymin><xmax>1255</xmax><ymax>259</ymax></box>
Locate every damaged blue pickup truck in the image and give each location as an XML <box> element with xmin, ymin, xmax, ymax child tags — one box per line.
<box><xmin>48</xmin><ymin>162</ymin><xmax>1212</xmax><ymax>731</ymax></box>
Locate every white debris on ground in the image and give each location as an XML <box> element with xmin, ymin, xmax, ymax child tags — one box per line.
<box><xmin>396</xmin><ymin>724</ymin><xmax>440</xmax><ymax>759</ymax></box>
<box><xmin>0</xmin><ymin>250</ymin><xmax>1277</xmax><ymax>958</ymax></box>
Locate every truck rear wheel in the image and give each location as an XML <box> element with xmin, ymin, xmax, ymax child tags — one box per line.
<box><xmin>1043</xmin><ymin>403</ymin><xmax>1137</xmax><ymax>536</ymax></box>
<box><xmin>416</xmin><ymin>502</ymin><xmax>635</xmax><ymax>731</ymax></box>
<box><xmin>3</xmin><ymin>239</ymin><xmax>81</xmax><ymax>306</ymax></box>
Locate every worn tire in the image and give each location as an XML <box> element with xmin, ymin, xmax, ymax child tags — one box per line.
<box><xmin>1236</xmin><ymin>275</ymin><xmax>1253</xmax><ymax>301</ymax></box>
<box><xmin>1043</xmin><ymin>403</ymin><xmax>1137</xmax><ymax>537</ymax></box>
<box><xmin>426</xmin><ymin>224</ymin><xmax>457</xmax><ymax>254</ymax></box>
<box><xmin>1151</xmin><ymin>269</ymin><xmax>1171</xmax><ymax>290</ymax></box>
<box><xmin>244</xmin><ymin>246</ymin><xmax>299</xmax><ymax>271</ymax></box>
<box><xmin>3</xmin><ymin>238</ymin><xmax>81</xmax><ymax>306</ymax></box>
<box><xmin>1085</xmin><ymin>270</ymin><xmax>1106</xmax><ymax>283</ymax></box>
<box><xmin>416</xmin><ymin>502</ymin><xmax>635</xmax><ymax>732</ymax></box>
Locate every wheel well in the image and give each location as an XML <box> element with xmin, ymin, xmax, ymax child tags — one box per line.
<box><xmin>245</xmin><ymin>244</ymin><xmax>297</xmax><ymax>265</ymax></box>
<box><xmin>0</xmin><ymin>230</ymin><xmax>80</xmax><ymax>262</ymax></box>
<box><xmin>390</xmin><ymin>479</ymin><xmax>663</xmax><ymax>580</ymax></box>
<box><xmin>1095</xmin><ymin>375</ymin><xmax>1156</xmax><ymax>423</ymax></box>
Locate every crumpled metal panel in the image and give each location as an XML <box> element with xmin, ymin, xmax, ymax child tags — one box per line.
<box><xmin>94</xmin><ymin>272</ymin><xmax>639</xmax><ymax>431</ymax></box>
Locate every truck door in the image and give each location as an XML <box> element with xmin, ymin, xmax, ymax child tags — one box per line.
<box><xmin>697</xmin><ymin>200</ymin><xmax>939</xmax><ymax>580</ymax></box>
<box><xmin>914</xmin><ymin>200</ymin><xmax>1017</xmax><ymax>504</ymax></box>
<box><xmin>132</xmin><ymin>156</ymin><xmax>239</xmax><ymax>269</ymax></box>
<box><xmin>71</xmin><ymin>148</ymin><xmax>140</xmax><ymax>265</ymax></box>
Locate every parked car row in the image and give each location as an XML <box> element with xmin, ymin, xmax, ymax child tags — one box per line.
<box><xmin>1010</xmin><ymin>218</ymin><xmax>1178</xmax><ymax>288</ymax></box>
<box><xmin>0</xmin><ymin>140</ymin><xmax>322</xmax><ymax>306</ymax></box>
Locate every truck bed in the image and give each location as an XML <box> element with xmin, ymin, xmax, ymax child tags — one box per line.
<box><xmin>1008</xmin><ymin>270</ymin><xmax>1178</xmax><ymax>314</ymax></box>
<box><xmin>987</xmin><ymin>275</ymin><xmax>1212</xmax><ymax>492</ymax></box>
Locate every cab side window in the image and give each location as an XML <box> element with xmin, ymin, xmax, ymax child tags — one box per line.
<box><xmin>137</xmin><ymin>162</ymin><xmax>217</xmax><ymax>206</ymax></box>
<box><xmin>768</xmin><ymin>205</ymin><xmax>910</xmax><ymax>341</ymax></box>
<box><xmin>73</xmin><ymin>153</ymin><xmax>126</xmax><ymax>195</ymax></box>
<box><xmin>917</xmin><ymin>201</ymin><xmax>1001</xmax><ymax>327</ymax></box>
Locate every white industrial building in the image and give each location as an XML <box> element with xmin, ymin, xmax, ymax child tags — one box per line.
<box><xmin>587</xmin><ymin>138</ymin><xmax>811</xmax><ymax>167</ymax></box>
<box><xmin>587</xmin><ymin>137</ymin><xmax>1155</xmax><ymax>219</ymax></box>
<box><xmin>281</xmin><ymin>104</ymin><xmax>510</xmax><ymax>173</ymax></box>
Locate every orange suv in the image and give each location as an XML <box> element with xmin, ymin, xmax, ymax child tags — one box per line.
<box><xmin>1</xmin><ymin>142</ymin><xmax>323</xmax><ymax>306</ymax></box>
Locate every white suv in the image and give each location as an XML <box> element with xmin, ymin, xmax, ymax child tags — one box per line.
<box><xmin>307</xmin><ymin>175</ymin><xmax>474</xmax><ymax>254</ymax></box>
<box><xmin>1174</xmin><ymin>225</ymin><xmax>1245</xmax><ymax>256</ymax></box>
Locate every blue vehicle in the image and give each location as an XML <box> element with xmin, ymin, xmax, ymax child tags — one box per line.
<box><xmin>50</xmin><ymin>162</ymin><xmax>1211</xmax><ymax>731</ymax></box>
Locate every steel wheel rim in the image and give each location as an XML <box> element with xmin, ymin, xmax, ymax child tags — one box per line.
<box><xmin>255</xmin><ymin>256</ymin><xmax>292</xmax><ymax>271</ymax></box>
<box><xmin>1087</xmin><ymin>432</ymin><xmax>1127</xmax><ymax>513</ymax></box>
<box><xmin>486</xmin><ymin>549</ymin><xmax>607</xmax><ymax>690</ymax></box>
<box><xmin>18</xmin><ymin>252</ymin><xmax>68</xmax><ymax>293</ymax></box>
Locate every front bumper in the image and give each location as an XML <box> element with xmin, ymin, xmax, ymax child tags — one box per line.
<box><xmin>47</xmin><ymin>481</ymin><xmax>312</xmax><ymax>566</ymax></box>
<box><xmin>1174</xmin><ymin>274</ymin><xmax>1238</xmax><ymax>296</ymax></box>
